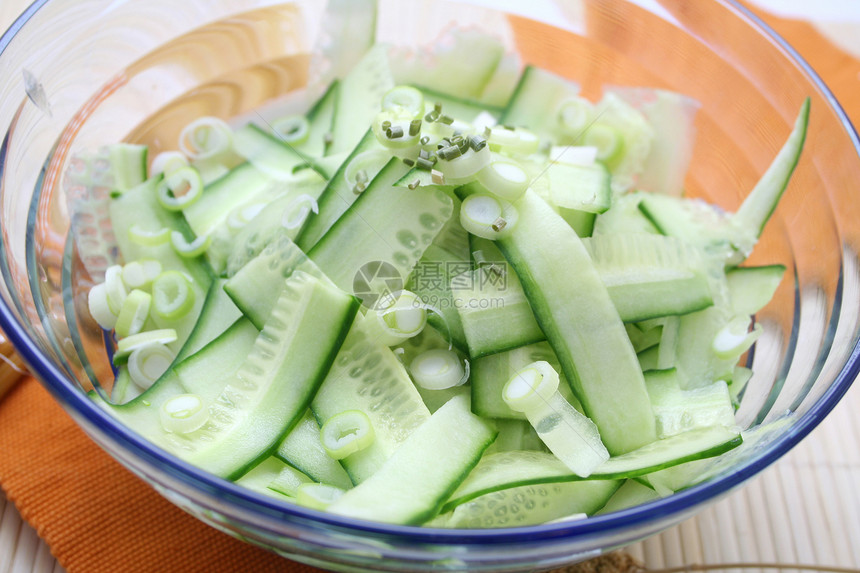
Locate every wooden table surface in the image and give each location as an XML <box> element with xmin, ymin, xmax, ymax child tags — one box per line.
<box><xmin>1</xmin><ymin>2</ymin><xmax>859</xmax><ymax>573</ymax></box>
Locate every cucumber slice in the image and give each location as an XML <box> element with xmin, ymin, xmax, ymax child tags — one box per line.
<box><xmin>233</xmin><ymin>123</ymin><xmax>328</xmax><ymax>180</ymax></box>
<box><xmin>595</xmin><ymin>479</ymin><xmax>661</xmax><ymax>515</ymax></box>
<box><xmin>443</xmin><ymin>426</ymin><xmax>741</xmax><ymax>511</ymax></box>
<box><xmin>182</xmin><ymin>164</ymin><xmax>273</xmax><ymax>238</ymax></box>
<box><xmin>593</xmin><ymin>191</ymin><xmax>660</xmax><ymax>236</ymax></box>
<box><xmin>414</xmin><ymin>85</ymin><xmax>504</xmax><ymax>123</ymax></box>
<box><xmin>224</xmin><ymin>230</ymin><xmax>332</xmax><ymax>330</ymax></box>
<box><xmin>312</xmin><ymin>315</ymin><xmax>432</xmax><ymax>484</ymax></box>
<box><xmin>174</xmin><ymin>279</ymin><xmax>243</xmax><ymax>362</ymax></box>
<box><xmin>446</xmin><ymin>480</ymin><xmax>620</xmax><ymax>528</ymax></box>
<box><xmin>582</xmin><ymin>233</ymin><xmax>714</xmax><ymax>322</ymax></box>
<box><xmin>500</xmin><ymin>66</ymin><xmax>580</xmax><ymax>136</ymax></box>
<box><xmin>275</xmin><ymin>410</ymin><xmax>354</xmax><ymax>491</ymax></box>
<box><xmin>313</xmin><ymin>0</ymin><xmax>377</xmax><ymax>85</ymax></box>
<box><xmin>235</xmin><ymin>457</ymin><xmax>312</xmax><ymax>500</ymax></box>
<box><xmin>644</xmin><ymin>368</ymin><xmax>736</xmax><ymax>439</ymax></box>
<box><xmin>309</xmin><ymin>159</ymin><xmax>454</xmax><ymax>294</ymax></box>
<box><xmin>296</xmin><ymin>129</ymin><xmax>384</xmax><ymax>251</ymax></box>
<box><xmin>483</xmin><ymin>418</ymin><xmax>545</xmax><ymax>455</ymax></box>
<box><xmin>327</xmin><ymin>395</ymin><xmax>496</xmax><ymax>525</ymax></box>
<box><xmin>329</xmin><ymin>45</ymin><xmax>395</xmax><ymax>155</ymax></box>
<box><xmin>726</xmin><ymin>264</ymin><xmax>786</xmax><ymax>316</ymax></box>
<box><xmin>291</xmin><ymin>80</ymin><xmax>339</xmax><ymax>158</ymax></box>
<box><xmin>178</xmin><ymin>272</ymin><xmax>359</xmax><ymax>479</ymax></box>
<box><xmin>495</xmin><ymin>189</ymin><xmax>657</xmax><ymax>455</ymax></box>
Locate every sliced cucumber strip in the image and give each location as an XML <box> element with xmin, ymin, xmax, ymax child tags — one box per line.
<box><xmin>500</xmin><ymin>65</ymin><xmax>581</xmax><ymax>136</ymax></box>
<box><xmin>726</xmin><ymin>264</ymin><xmax>786</xmax><ymax>316</ymax></box>
<box><xmin>297</xmin><ymin>483</ymin><xmax>347</xmax><ymax>511</ymax></box>
<box><xmin>495</xmin><ymin>189</ymin><xmax>657</xmax><ymax>455</ymax></box>
<box><xmin>276</xmin><ymin>410</ymin><xmax>354</xmax><ymax>490</ymax></box>
<box><xmin>235</xmin><ymin>457</ymin><xmax>312</xmax><ymax>500</ymax></box>
<box><xmin>327</xmin><ymin>395</ymin><xmax>496</xmax><ymax>525</ymax></box>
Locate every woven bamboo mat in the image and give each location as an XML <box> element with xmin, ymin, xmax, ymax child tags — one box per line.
<box><xmin>2</xmin><ymin>1</ymin><xmax>860</xmax><ymax>573</ymax></box>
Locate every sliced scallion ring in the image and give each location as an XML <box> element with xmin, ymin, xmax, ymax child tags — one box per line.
<box><xmin>409</xmin><ymin>349</ymin><xmax>468</xmax><ymax>390</ymax></box>
<box><xmin>476</xmin><ymin>159</ymin><xmax>530</xmax><ymax>202</ymax></box>
<box><xmin>128</xmin><ymin>224</ymin><xmax>171</xmax><ymax>247</ymax></box>
<box><xmin>170</xmin><ymin>231</ymin><xmax>211</xmax><ymax>258</ymax></box>
<box><xmin>460</xmin><ymin>194</ymin><xmax>519</xmax><ymax>240</ymax></box>
<box><xmin>87</xmin><ymin>283</ymin><xmax>117</xmax><ymax>330</ymax></box>
<box><xmin>151</xmin><ymin>271</ymin><xmax>195</xmax><ymax>320</ymax></box>
<box><xmin>583</xmin><ymin>123</ymin><xmax>624</xmax><ymax>164</ymax></box>
<box><xmin>150</xmin><ymin>151</ymin><xmax>189</xmax><ymax>178</ymax></box>
<box><xmin>343</xmin><ymin>149</ymin><xmax>390</xmax><ymax>193</ymax></box>
<box><xmin>282</xmin><ymin>194</ymin><xmax>320</xmax><ymax>230</ymax></box>
<box><xmin>438</xmin><ymin>145</ymin><xmax>491</xmax><ymax>183</ymax></box>
<box><xmin>295</xmin><ymin>483</ymin><xmax>345</xmax><ymax>511</ymax></box>
<box><xmin>156</xmin><ymin>167</ymin><xmax>203</xmax><ymax>211</ymax></box>
<box><xmin>271</xmin><ymin>115</ymin><xmax>310</xmax><ymax>145</ymax></box>
<box><xmin>381</xmin><ymin>85</ymin><xmax>425</xmax><ymax>119</ymax></box>
<box><xmin>114</xmin><ymin>329</ymin><xmax>178</xmax><ymax>363</ymax></box>
<box><xmin>179</xmin><ymin>116</ymin><xmax>234</xmax><ymax>161</ymax></box>
<box><xmin>159</xmin><ymin>393</ymin><xmax>208</xmax><ymax>434</ymax></box>
<box><xmin>226</xmin><ymin>202</ymin><xmax>266</xmax><ymax>232</ymax></box>
<box><xmin>115</xmin><ymin>289</ymin><xmax>152</xmax><ymax>339</ymax></box>
<box><xmin>122</xmin><ymin>259</ymin><xmax>162</xmax><ymax>290</ymax></box>
<box><xmin>104</xmin><ymin>264</ymin><xmax>127</xmax><ymax>315</ymax></box>
<box><xmin>128</xmin><ymin>342</ymin><xmax>175</xmax><ymax>390</ymax></box>
<box><xmin>555</xmin><ymin>97</ymin><xmax>594</xmax><ymax>136</ymax></box>
<box><xmin>321</xmin><ymin>410</ymin><xmax>375</xmax><ymax>460</ymax></box>
<box><xmin>502</xmin><ymin>360</ymin><xmax>560</xmax><ymax>413</ymax></box>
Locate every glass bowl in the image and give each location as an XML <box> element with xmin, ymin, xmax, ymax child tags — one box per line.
<box><xmin>1</xmin><ymin>0</ymin><xmax>858</xmax><ymax>571</ymax></box>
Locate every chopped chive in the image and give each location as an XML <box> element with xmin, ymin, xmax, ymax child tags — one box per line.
<box><xmin>434</xmin><ymin>102</ymin><xmax>443</xmax><ymax>114</ymax></box>
<box><xmin>381</xmin><ymin>120</ymin><xmax>392</xmax><ymax>131</ymax></box>
<box><xmin>387</xmin><ymin>126</ymin><xmax>404</xmax><ymax>139</ymax></box>
<box><xmin>429</xmin><ymin>154</ymin><xmax>438</xmax><ymax>165</ymax></box>
<box><xmin>409</xmin><ymin>119</ymin><xmax>422</xmax><ymax>136</ymax></box>
<box><xmin>431</xmin><ymin>170</ymin><xmax>446</xmax><ymax>185</ymax></box>
<box><xmin>353</xmin><ymin>182</ymin><xmax>367</xmax><ymax>195</ymax></box>
<box><xmin>420</xmin><ymin>135</ymin><xmax>430</xmax><ymax>145</ymax></box>
<box><xmin>483</xmin><ymin>126</ymin><xmax>492</xmax><ymax>139</ymax></box>
<box><xmin>451</xmin><ymin>135</ymin><xmax>464</xmax><ymax>145</ymax></box>
<box><xmin>492</xmin><ymin>217</ymin><xmax>508</xmax><ymax>232</ymax></box>
<box><xmin>408</xmin><ymin>179</ymin><xmax>421</xmax><ymax>190</ymax></box>
<box><xmin>402</xmin><ymin>158</ymin><xmax>415</xmax><ymax>167</ymax></box>
<box><xmin>469</xmin><ymin>136</ymin><xmax>487</xmax><ymax>152</ymax></box>
<box><xmin>419</xmin><ymin>149</ymin><xmax>430</xmax><ymax>160</ymax></box>
<box><xmin>355</xmin><ymin>169</ymin><xmax>369</xmax><ymax>184</ymax></box>
<box><xmin>425</xmin><ymin>110</ymin><xmax>440</xmax><ymax>123</ymax></box>
<box><xmin>487</xmin><ymin>262</ymin><xmax>507</xmax><ymax>278</ymax></box>
<box><xmin>416</xmin><ymin>157</ymin><xmax>434</xmax><ymax>171</ymax></box>
<box><xmin>439</xmin><ymin>145</ymin><xmax>462</xmax><ymax>160</ymax></box>
<box><xmin>324</xmin><ymin>132</ymin><xmax>334</xmax><ymax>145</ymax></box>
<box><xmin>438</xmin><ymin>115</ymin><xmax>455</xmax><ymax>125</ymax></box>
<box><xmin>110</xmin><ymin>190</ymin><xmax>122</xmax><ymax>199</ymax></box>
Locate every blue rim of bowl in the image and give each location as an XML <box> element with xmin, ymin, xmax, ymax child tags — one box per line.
<box><xmin>0</xmin><ymin>0</ymin><xmax>858</xmax><ymax>548</ymax></box>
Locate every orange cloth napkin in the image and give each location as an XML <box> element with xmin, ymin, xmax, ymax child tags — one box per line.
<box><xmin>0</xmin><ymin>377</ymin><xmax>323</xmax><ymax>573</ymax></box>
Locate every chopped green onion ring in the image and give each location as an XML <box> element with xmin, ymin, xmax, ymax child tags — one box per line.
<box><xmin>150</xmin><ymin>151</ymin><xmax>189</xmax><ymax>178</ymax></box>
<box><xmin>460</xmin><ymin>194</ymin><xmax>519</xmax><ymax>240</ymax></box>
<box><xmin>114</xmin><ymin>329</ymin><xmax>178</xmax><ymax>363</ymax></box>
<box><xmin>712</xmin><ymin>316</ymin><xmax>763</xmax><ymax>359</ymax></box>
<box><xmin>487</xmin><ymin>127</ymin><xmax>540</xmax><ymax>156</ymax></box>
<box><xmin>170</xmin><ymin>231</ymin><xmax>211</xmax><ymax>258</ymax></box>
<box><xmin>409</xmin><ymin>349</ymin><xmax>468</xmax><ymax>390</ymax></box>
<box><xmin>104</xmin><ymin>264</ymin><xmax>127</xmax><ymax>315</ymax></box>
<box><xmin>128</xmin><ymin>342</ymin><xmax>175</xmax><ymax>391</ymax></box>
<box><xmin>502</xmin><ymin>360</ymin><xmax>560</xmax><ymax>413</ymax></box>
<box><xmin>381</xmin><ymin>85</ymin><xmax>425</xmax><ymax>119</ymax></box>
<box><xmin>159</xmin><ymin>393</ymin><xmax>208</xmax><ymax>434</ymax></box>
<box><xmin>476</xmin><ymin>159</ymin><xmax>530</xmax><ymax>202</ymax></box>
<box><xmin>583</xmin><ymin>123</ymin><xmax>624</xmax><ymax>164</ymax></box>
<box><xmin>151</xmin><ymin>271</ymin><xmax>195</xmax><ymax>320</ymax></box>
<box><xmin>321</xmin><ymin>410</ymin><xmax>376</xmax><ymax>460</ymax></box>
<box><xmin>122</xmin><ymin>259</ymin><xmax>162</xmax><ymax>290</ymax></box>
<box><xmin>438</xmin><ymin>145</ymin><xmax>492</xmax><ymax>183</ymax></box>
<box><xmin>272</xmin><ymin>115</ymin><xmax>311</xmax><ymax>145</ymax></box>
<box><xmin>555</xmin><ymin>97</ymin><xmax>594</xmax><ymax>136</ymax></box>
<box><xmin>179</xmin><ymin>116</ymin><xmax>234</xmax><ymax>161</ymax></box>
<box><xmin>156</xmin><ymin>167</ymin><xmax>203</xmax><ymax>212</ymax></box>
<box><xmin>115</xmin><ymin>289</ymin><xmax>153</xmax><ymax>339</ymax></box>
<box><xmin>88</xmin><ymin>283</ymin><xmax>117</xmax><ymax>330</ymax></box>
<box><xmin>128</xmin><ymin>224</ymin><xmax>171</xmax><ymax>247</ymax></box>
<box><xmin>282</xmin><ymin>194</ymin><xmax>320</xmax><ymax>230</ymax></box>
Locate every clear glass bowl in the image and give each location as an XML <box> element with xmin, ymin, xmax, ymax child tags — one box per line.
<box><xmin>1</xmin><ymin>0</ymin><xmax>858</xmax><ymax>571</ymax></box>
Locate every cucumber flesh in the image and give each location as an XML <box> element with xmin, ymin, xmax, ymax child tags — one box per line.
<box><xmin>312</xmin><ymin>315</ymin><xmax>432</xmax><ymax>484</ymax></box>
<box><xmin>309</xmin><ymin>159</ymin><xmax>454</xmax><ymax>295</ymax></box>
<box><xmin>446</xmin><ymin>480</ymin><xmax>620</xmax><ymax>528</ymax></box>
<box><xmin>500</xmin><ymin>66</ymin><xmax>580</xmax><ymax>135</ymax></box>
<box><xmin>275</xmin><ymin>409</ymin><xmax>354</xmax><ymax>490</ymax></box>
<box><xmin>174</xmin><ymin>279</ymin><xmax>243</xmax><ymax>363</ymax></box>
<box><xmin>178</xmin><ymin>272</ymin><xmax>359</xmax><ymax>479</ymax></box>
<box><xmin>235</xmin><ymin>456</ymin><xmax>312</xmax><ymax>500</ymax></box>
<box><xmin>327</xmin><ymin>395</ymin><xmax>497</xmax><ymax>525</ymax></box>
<box><xmin>496</xmin><ymin>189</ymin><xmax>657</xmax><ymax>455</ymax></box>
<box><xmin>443</xmin><ymin>425</ymin><xmax>741</xmax><ymax>511</ymax></box>
<box><xmin>726</xmin><ymin>265</ymin><xmax>786</xmax><ymax>316</ymax></box>
<box><xmin>595</xmin><ymin>479</ymin><xmax>661</xmax><ymax>515</ymax></box>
